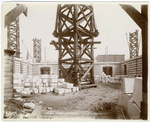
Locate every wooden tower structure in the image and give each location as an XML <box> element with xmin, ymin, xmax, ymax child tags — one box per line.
<box><xmin>129</xmin><ymin>30</ymin><xmax>139</xmax><ymax>58</ymax></box>
<box><xmin>5</xmin><ymin>4</ymin><xmax>27</xmax><ymax>57</ymax></box>
<box><xmin>33</xmin><ymin>38</ymin><xmax>42</xmax><ymax>62</ymax></box>
<box><xmin>51</xmin><ymin>4</ymin><xmax>100</xmax><ymax>86</ymax></box>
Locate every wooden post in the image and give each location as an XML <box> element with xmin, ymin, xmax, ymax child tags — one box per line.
<box><xmin>74</xmin><ymin>4</ymin><xmax>78</xmax><ymax>86</ymax></box>
<box><xmin>141</xmin><ymin>5</ymin><xmax>148</xmax><ymax>120</ymax></box>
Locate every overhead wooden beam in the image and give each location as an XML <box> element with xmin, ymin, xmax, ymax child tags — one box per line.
<box><xmin>120</xmin><ymin>4</ymin><xmax>147</xmax><ymax>29</ymax></box>
<box><xmin>81</xmin><ymin>63</ymin><xmax>94</xmax><ymax>82</ymax></box>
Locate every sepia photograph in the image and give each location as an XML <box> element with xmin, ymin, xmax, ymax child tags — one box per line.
<box><xmin>1</xmin><ymin>1</ymin><xmax>148</xmax><ymax>120</ymax></box>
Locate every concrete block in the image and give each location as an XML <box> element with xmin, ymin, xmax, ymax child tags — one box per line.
<box><xmin>122</xmin><ymin>78</ymin><xmax>135</xmax><ymax>94</ymax></box>
<box><xmin>33</xmin><ymin>88</ymin><xmax>38</xmax><ymax>94</ymax></box>
<box><xmin>51</xmin><ymin>78</ymin><xmax>58</xmax><ymax>83</ymax></box>
<box><xmin>41</xmin><ymin>75</ymin><xmax>50</xmax><ymax>78</ymax></box>
<box><xmin>37</xmin><ymin>79</ymin><xmax>42</xmax><ymax>83</ymax></box>
<box><xmin>57</xmin><ymin>82</ymin><xmax>63</xmax><ymax>87</ymax></box>
<box><xmin>24</xmin><ymin>82</ymin><xmax>31</xmax><ymax>87</ymax></box>
<box><xmin>71</xmin><ymin>87</ymin><xmax>77</xmax><ymax>92</ymax></box>
<box><xmin>15</xmin><ymin>88</ymin><xmax>23</xmax><ymax>93</ymax></box>
<box><xmin>46</xmin><ymin>87</ymin><xmax>50</xmax><ymax>92</ymax></box>
<box><xmin>49</xmin><ymin>82</ymin><xmax>57</xmax><ymax>87</ymax></box>
<box><xmin>13</xmin><ymin>73</ymin><xmax>23</xmax><ymax>79</ymax></box>
<box><xmin>127</xmin><ymin>100</ymin><xmax>141</xmax><ymax>119</ymax></box>
<box><xmin>132</xmin><ymin>77</ymin><xmax>142</xmax><ymax>109</ymax></box>
<box><xmin>21</xmin><ymin>90</ymin><xmax>28</xmax><ymax>94</ymax></box>
<box><xmin>57</xmin><ymin>88</ymin><xmax>65</xmax><ymax>94</ymax></box>
<box><xmin>76</xmin><ymin>87</ymin><xmax>79</xmax><ymax>92</ymax></box>
<box><xmin>60</xmin><ymin>78</ymin><xmax>65</xmax><ymax>83</ymax></box>
<box><xmin>42</xmin><ymin>88</ymin><xmax>46</xmax><ymax>93</ymax></box>
<box><xmin>32</xmin><ymin>78</ymin><xmax>37</xmax><ymax>83</ymax></box>
<box><xmin>64</xmin><ymin>88</ymin><xmax>71</xmax><ymax>93</ymax></box>
<box><xmin>42</xmin><ymin>78</ymin><xmax>49</xmax><ymax>83</ymax></box>
<box><xmin>53</xmin><ymin>87</ymin><xmax>58</xmax><ymax>93</ymax></box>
<box><xmin>62</xmin><ymin>83</ymin><xmax>74</xmax><ymax>88</ymax></box>
<box><xmin>39</xmin><ymin>83</ymin><xmax>43</xmax><ymax>87</ymax></box>
<box><xmin>50</xmin><ymin>87</ymin><xmax>54</xmax><ymax>92</ymax></box>
<box><xmin>13</xmin><ymin>78</ymin><xmax>22</xmax><ymax>83</ymax></box>
<box><xmin>25</xmin><ymin>78</ymin><xmax>30</xmax><ymax>83</ymax></box>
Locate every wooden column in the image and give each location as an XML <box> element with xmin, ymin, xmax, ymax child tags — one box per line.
<box><xmin>74</xmin><ymin>5</ymin><xmax>78</xmax><ymax>86</ymax></box>
<box><xmin>141</xmin><ymin>5</ymin><xmax>148</xmax><ymax>120</ymax></box>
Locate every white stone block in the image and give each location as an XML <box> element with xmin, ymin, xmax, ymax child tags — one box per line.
<box><xmin>39</xmin><ymin>83</ymin><xmax>43</xmax><ymax>87</ymax></box>
<box><xmin>64</xmin><ymin>88</ymin><xmax>71</xmax><ymax>93</ymax></box>
<box><xmin>123</xmin><ymin>78</ymin><xmax>135</xmax><ymax>94</ymax></box>
<box><xmin>57</xmin><ymin>88</ymin><xmax>65</xmax><ymax>94</ymax></box>
<box><xmin>42</xmin><ymin>88</ymin><xmax>46</xmax><ymax>93</ymax></box>
<box><xmin>24</xmin><ymin>82</ymin><xmax>30</xmax><ymax>87</ymax></box>
<box><xmin>42</xmin><ymin>78</ymin><xmax>49</xmax><ymax>83</ymax></box>
<box><xmin>51</xmin><ymin>78</ymin><xmax>58</xmax><ymax>83</ymax></box>
<box><xmin>21</xmin><ymin>90</ymin><xmax>28</xmax><ymax>94</ymax></box>
<box><xmin>57</xmin><ymin>82</ymin><xmax>62</xmax><ymax>87</ymax></box>
<box><xmin>71</xmin><ymin>87</ymin><xmax>76</xmax><ymax>92</ymax></box>
<box><xmin>60</xmin><ymin>78</ymin><xmax>65</xmax><ymax>83</ymax></box>
<box><xmin>41</xmin><ymin>75</ymin><xmax>50</xmax><ymax>78</ymax></box>
<box><xmin>32</xmin><ymin>78</ymin><xmax>37</xmax><ymax>83</ymax></box>
<box><xmin>76</xmin><ymin>87</ymin><xmax>79</xmax><ymax>92</ymax></box>
<box><xmin>46</xmin><ymin>87</ymin><xmax>50</xmax><ymax>92</ymax></box>
<box><xmin>25</xmin><ymin>78</ymin><xmax>30</xmax><ymax>82</ymax></box>
<box><xmin>62</xmin><ymin>83</ymin><xmax>74</xmax><ymax>88</ymax></box>
<box><xmin>49</xmin><ymin>83</ymin><xmax>57</xmax><ymax>87</ymax></box>
<box><xmin>132</xmin><ymin>77</ymin><xmax>142</xmax><ymax>109</ymax></box>
<box><xmin>33</xmin><ymin>88</ymin><xmax>38</xmax><ymax>94</ymax></box>
<box><xmin>15</xmin><ymin>88</ymin><xmax>23</xmax><ymax>93</ymax></box>
<box><xmin>50</xmin><ymin>87</ymin><xmax>54</xmax><ymax>92</ymax></box>
<box><xmin>37</xmin><ymin>79</ymin><xmax>42</xmax><ymax>83</ymax></box>
<box><xmin>13</xmin><ymin>78</ymin><xmax>22</xmax><ymax>83</ymax></box>
<box><xmin>51</xmin><ymin>75</ymin><xmax>55</xmax><ymax>78</ymax></box>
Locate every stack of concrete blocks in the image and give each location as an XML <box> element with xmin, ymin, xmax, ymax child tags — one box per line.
<box><xmin>21</xmin><ymin>75</ymin><xmax>33</xmax><ymax>94</ymax></box>
<box><xmin>40</xmin><ymin>75</ymin><xmax>50</xmax><ymax>94</ymax></box>
<box><xmin>49</xmin><ymin>75</ymin><xmax>58</xmax><ymax>92</ymax></box>
<box><xmin>127</xmin><ymin>77</ymin><xmax>142</xmax><ymax>119</ymax></box>
<box><xmin>54</xmin><ymin>79</ymin><xmax>79</xmax><ymax>95</ymax></box>
<box><xmin>13</xmin><ymin>73</ymin><xmax>24</xmax><ymax>93</ymax></box>
<box><xmin>31</xmin><ymin>76</ymin><xmax>41</xmax><ymax>94</ymax></box>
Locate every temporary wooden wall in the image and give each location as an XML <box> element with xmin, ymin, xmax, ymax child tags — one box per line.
<box><xmin>121</xmin><ymin>55</ymin><xmax>142</xmax><ymax>77</ymax></box>
<box><xmin>4</xmin><ymin>50</ymin><xmax>15</xmax><ymax>100</ymax></box>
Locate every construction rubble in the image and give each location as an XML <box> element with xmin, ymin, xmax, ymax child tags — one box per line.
<box><xmin>94</xmin><ymin>72</ymin><xmax>123</xmax><ymax>83</ymax></box>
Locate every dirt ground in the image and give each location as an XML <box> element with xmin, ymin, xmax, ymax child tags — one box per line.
<box><xmin>31</xmin><ymin>83</ymin><xmax>122</xmax><ymax>112</ymax></box>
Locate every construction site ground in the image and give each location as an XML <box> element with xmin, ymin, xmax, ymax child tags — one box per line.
<box><xmin>30</xmin><ymin>82</ymin><xmax>123</xmax><ymax>119</ymax></box>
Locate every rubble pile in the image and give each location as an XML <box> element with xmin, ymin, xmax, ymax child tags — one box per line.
<box><xmin>94</xmin><ymin>72</ymin><xmax>122</xmax><ymax>83</ymax></box>
<box><xmin>13</xmin><ymin>73</ymin><xmax>79</xmax><ymax>95</ymax></box>
<box><xmin>4</xmin><ymin>97</ymin><xmax>39</xmax><ymax>119</ymax></box>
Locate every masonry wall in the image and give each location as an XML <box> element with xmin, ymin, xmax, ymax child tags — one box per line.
<box><xmin>32</xmin><ymin>63</ymin><xmax>59</xmax><ymax>77</ymax></box>
<box><xmin>94</xmin><ymin>62</ymin><xmax>121</xmax><ymax>76</ymax></box>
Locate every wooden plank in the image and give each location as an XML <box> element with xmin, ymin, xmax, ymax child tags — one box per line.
<box><xmin>29</xmin><ymin>106</ymin><xmax>42</xmax><ymax>119</ymax></box>
<box><xmin>120</xmin><ymin>4</ymin><xmax>147</xmax><ymax>29</ymax></box>
<box><xmin>81</xmin><ymin>84</ymin><xmax>97</xmax><ymax>89</ymax></box>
